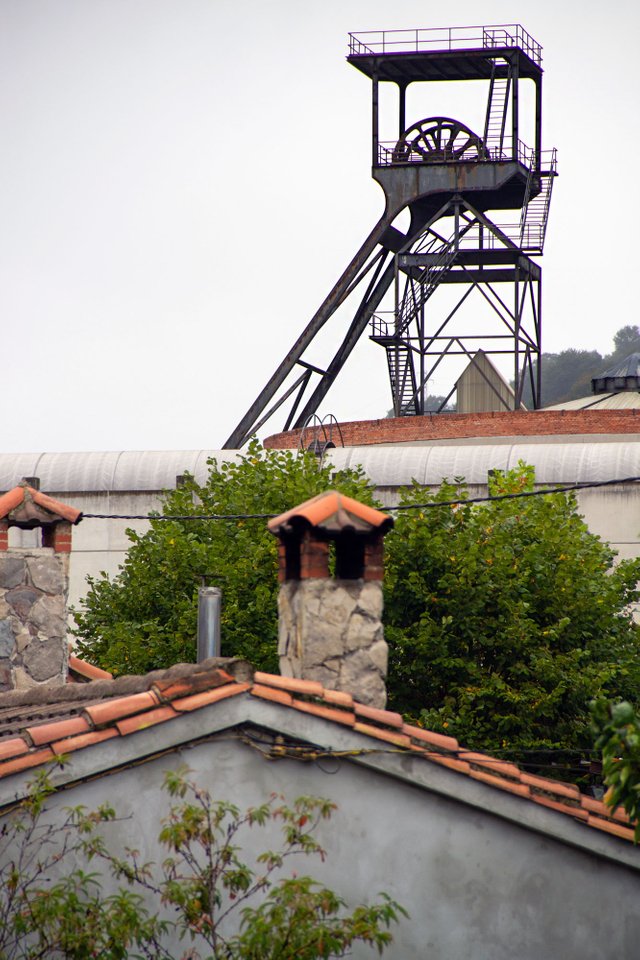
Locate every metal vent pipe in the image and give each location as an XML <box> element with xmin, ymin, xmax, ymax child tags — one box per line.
<box><xmin>197</xmin><ymin>586</ymin><xmax>221</xmax><ymax>662</ymax></box>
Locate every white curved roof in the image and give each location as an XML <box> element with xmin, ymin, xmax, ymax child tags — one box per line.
<box><xmin>0</xmin><ymin>451</ymin><xmax>241</xmax><ymax>492</ymax></box>
<box><xmin>1</xmin><ymin>440</ymin><xmax>639</xmax><ymax>493</ymax></box>
<box><xmin>327</xmin><ymin>441</ymin><xmax>640</xmax><ymax>486</ymax></box>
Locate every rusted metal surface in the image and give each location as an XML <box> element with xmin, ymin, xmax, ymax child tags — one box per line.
<box><xmin>223</xmin><ymin>24</ymin><xmax>555</xmax><ymax>446</ymax></box>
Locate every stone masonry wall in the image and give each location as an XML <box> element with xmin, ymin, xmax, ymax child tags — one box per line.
<box><xmin>0</xmin><ymin>549</ymin><xmax>69</xmax><ymax>691</ymax></box>
<box><xmin>278</xmin><ymin>579</ymin><xmax>388</xmax><ymax>708</ymax></box>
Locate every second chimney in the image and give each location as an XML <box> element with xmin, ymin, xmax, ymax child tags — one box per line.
<box><xmin>268</xmin><ymin>491</ymin><xmax>393</xmax><ymax>708</ymax></box>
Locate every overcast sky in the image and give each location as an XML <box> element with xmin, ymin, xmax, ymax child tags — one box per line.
<box><xmin>2</xmin><ymin>0</ymin><xmax>638</xmax><ymax>452</ymax></box>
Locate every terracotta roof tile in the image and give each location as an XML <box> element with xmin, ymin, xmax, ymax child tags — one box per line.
<box><xmin>253</xmin><ymin>673</ymin><xmax>325</xmax><ymax>697</ymax></box>
<box><xmin>172</xmin><ymin>682</ymin><xmax>250</xmax><ymax>712</ymax></box>
<box><xmin>30</xmin><ymin>488</ymin><xmax>82</xmax><ymax>524</ymax></box>
<box><xmin>427</xmin><ymin>753</ymin><xmax>471</xmax><ymax>775</ymax></box>
<box><xmin>0</xmin><ymin>737</ymin><xmax>29</xmax><ymax>761</ymax></box>
<box><xmin>268</xmin><ymin>491</ymin><xmax>393</xmax><ymax>537</ymax></box>
<box><xmin>27</xmin><ymin>716</ymin><xmax>91</xmax><ymax>746</ymax></box>
<box><xmin>353</xmin><ymin>721</ymin><xmax>411</xmax><ymax>748</ymax></box>
<box><xmin>0</xmin><ymin>663</ymin><xmax>635</xmax><ymax>845</ymax></box>
<box><xmin>403</xmin><ymin>724</ymin><xmax>459</xmax><ymax>752</ymax></box>
<box><xmin>250</xmin><ymin>684</ymin><xmax>294</xmax><ymax>707</ymax></box>
<box><xmin>0</xmin><ymin>487</ymin><xmax>26</xmax><ymax>518</ymax></box>
<box><xmin>532</xmin><ymin>793</ymin><xmax>589</xmax><ymax>821</ymax></box>
<box><xmin>321</xmin><ymin>689</ymin><xmax>354</xmax><ymax>709</ymax></box>
<box><xmin>468</xmin><ymin>767</ymin><xmax>531</xmax><ymax>799</ymax></box>
<box><xmin>354</xmin><ymin>703</ymin><xmax>404</xmax><ymax>729</ymax></box>
<box><xmin>521</xmin><ymin>772</ymin><xmax>581</xmax><ymax>800</ymax></box>
<box><xmin>587</xmin><ymin>814</ymin><xmax>636</xmax><ymax>843</ymax></box>
<box><xmin>579</xmin><ymin>794</ymin><xmax>631</xmax><ymax>824</ymax></box>
<box><xmin>0</xmin><ymin>484</ymin><xmax>82</xmax><ymax>525</ymax></box>
<box><xmin>153</xmin><ymin>668</ymin><xmax>234</xmax><ymax>702</ymax></box>
<box><xmin>291</xmin><ymin>699</ymin><xmax>356</xmax><ymax>727</ymax></box>
<box><xmin>0</xmin><ymin>747</ymin><xmax>55</xmax><ymax>777</ymax></box>
<box><xmin>68</xmin><ymin>656</ymin><xmax>113</xmax><ymax>683</ymax></box>
<box><xmin>116</xmin><ymin>705</ymin><xmax>178</xmax><ymax>736</ymax></box>
<box><xmin>461</xmin><ymin>751</ymin><xmax>523</xmax><ymax>781</ymax></box>
<box><xmin>53</xmin><ymin>728</ymin><xmax>119</xmax><ymax>756</ymax></box>
<box><xmin>84</xmin><ymin>691</ymin><xmax>159</xmax><ymax>726</ymax></box>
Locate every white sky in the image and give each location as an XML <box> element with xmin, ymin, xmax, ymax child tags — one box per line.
<box><xmin>1</xmin><ymin>0</ymin><xmax>639</xmax><ymax>452</ymax></box>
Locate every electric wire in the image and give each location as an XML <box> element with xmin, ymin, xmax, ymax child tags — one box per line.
<box><xmin>80</xmin><ymin>473</ymin><xmax>640</xmax><ymax>521</ymax></box>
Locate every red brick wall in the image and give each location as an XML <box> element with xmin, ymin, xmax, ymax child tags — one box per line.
<box><xmin>264</xmin><ymin>409</ymin><xmax>640</xmax><ymax>449</ymax></box>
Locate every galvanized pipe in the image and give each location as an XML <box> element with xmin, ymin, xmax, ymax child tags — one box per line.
<box><xmin>197</xmin><ymin>587</ymin><xmax>221</xmax><ymax>662</ymax></box>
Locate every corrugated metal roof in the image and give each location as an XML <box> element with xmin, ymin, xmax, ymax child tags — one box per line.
<box><xmin>0</xmin><ymin>451</ymin><xmax>241</xmax><ymax>493</ymax></box>
<box><xmin>1</xmin><ymin>440</ymin><xmax>639</xmax><ymax>496</ymax></box>
<box><xmin>545</xmin><ymin>393</ymin><xmax>640</xmax><ymax>411</ymax></box>
<box><xmin>327</xmin><ymin>441</ymin><xmax>640</xmax><ymax>485</ymax></box>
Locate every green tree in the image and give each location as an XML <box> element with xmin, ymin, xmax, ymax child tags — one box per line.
<box><xmin>383</xmin><ymin>463</ymin><xmax>640</xmax><ymax>763</ymax></box>
<box><xmin>0</xmin><ymin>766</ymin><xmax>404</xmax><ymax>959</ymax></box>
<box><xmin>73</xmin><ymin>440</ymin><xmax>374</xmax><ymax>676</ymax></box>
<box><xmin>591</xmin><ymin>699</ymin><xmax>640</xmax><ymax>840</ymax></box>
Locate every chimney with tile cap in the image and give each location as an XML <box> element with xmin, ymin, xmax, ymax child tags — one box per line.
<box><xmin>0</xmin><ymin>482</ymin><xmax>82</xmax><ymax>691</ymax></box>
<box><xmin>268</xmin><ymin>491</ymin><xmax>393</xmax><ymax>708</ymax></box>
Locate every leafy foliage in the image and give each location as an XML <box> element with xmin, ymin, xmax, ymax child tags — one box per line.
<box><xmin>73</xmin><ymin>440</ymin><xmax>374</xmax><ymax>675</ymax></box>
<box><xmin>383</xmin><ymin>463</ymin><xmax>640</xmax><ymax>762</ymax></box>
<box><xmin>591</xmin><ymin>699</ymin><xmax>640</xmax><ymax>840</ymax></box>
<box><xmin>0</xmin><ymin>766</ymin><xmax>404</xmax><ymax>959</ymax></box>
<box><xmin>0</xmin><ymin>766</ymin><xmax>161</xmax><ymax>959</ymax></box>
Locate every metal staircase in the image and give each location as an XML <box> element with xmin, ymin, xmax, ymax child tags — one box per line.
<box><xmin>483</xmin><ymin>59</ymin><xmax>512</xmax><ymax>158</ymax></box>
<box><xmin>519</xmin><ymin>153</ymin><xmax>557</xmax><ymax>253</ymax></box>
<box><xmin>386</xmin><ymin>342</ymin><xmax>418</xmax><ymax>416</ymax></box>
<box><xmin>396</xmin><ymin>238</ymin><xmax>458</xmax><ymax>334</ymax></box>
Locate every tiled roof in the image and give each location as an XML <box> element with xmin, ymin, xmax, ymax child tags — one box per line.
<box><xmin>0</xmin><ymin>662</ymin><xmax>633</xmax><ymax>845</ymax></box>
<box><xmin>0</xmin><ymin>483</ymin><xmax>82</xmax><ymax>526</ymax></box>
<box><xmin>67</xmin><ymin>655</ymin><xmax>113</xmax><ymax>683</ymax></box>
<box><xmin>268</xmin><ymin>491</ymin><xmax>393</xmax><ymax>537</ymax></box>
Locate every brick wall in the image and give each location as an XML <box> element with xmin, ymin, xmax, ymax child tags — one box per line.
<box><xmin>264</xmin><ymin>409</ymin><xmax>640</xmax><ymax>449</ymax></box>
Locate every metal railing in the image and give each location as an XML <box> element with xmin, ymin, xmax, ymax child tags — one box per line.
<box><xmin>348</xmin><ymin>24</ymin><xmax>542</xmax><ymax>65</ymax></box>
<box><xmin>376</xmin><ymin>137</ymin><xmax>541</xmax><ymax>168</ymax></box>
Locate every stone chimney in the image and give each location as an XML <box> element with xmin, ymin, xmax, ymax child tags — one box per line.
<box><xmin>0</xmin><ymin>482</ymin><xmax>82</xmax><ymax>691</ymax></box>
<box><xmin>268</xmin><ymin>491</ymin><xmax>393</xmax><ymax>708</ymax></box>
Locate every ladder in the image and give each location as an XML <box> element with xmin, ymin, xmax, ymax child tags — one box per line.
<box><xmin>484</xmin><ymin>59</ymin><xmax>511</xmax><ymax>158</ymax></box>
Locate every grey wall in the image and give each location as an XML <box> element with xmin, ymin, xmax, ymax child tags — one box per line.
<box><xmin>11</xmin><ymin>733</ymin><xmax>639</xmax><ymax>960</ymax></box>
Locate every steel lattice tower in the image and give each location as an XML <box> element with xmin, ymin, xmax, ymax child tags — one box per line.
<box><xmin>224</xmin><ymin>24</ymin><xmax>556</xmax><ymax>448</ymax></box>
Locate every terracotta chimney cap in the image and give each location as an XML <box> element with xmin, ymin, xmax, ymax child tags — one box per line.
<box><xmin>268</xmin><ymin>490</ymin><xmax>393</xmax><ymax>539</ymax></box>
<box><xmin>0</xmin><ymin>482</ymin><xmax>82</xmax><ymax>529</ymax></box>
